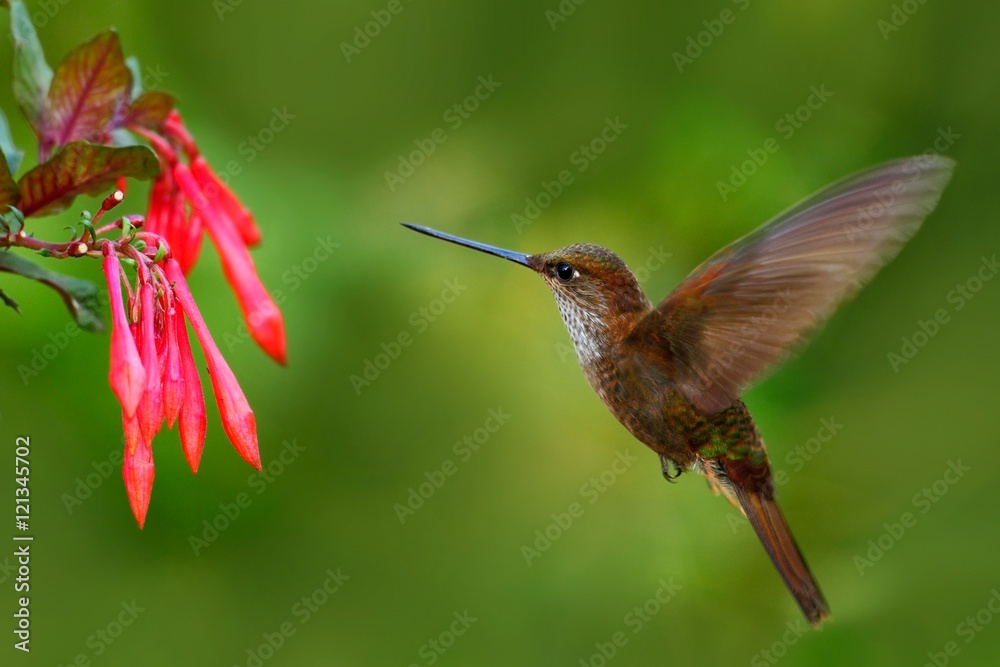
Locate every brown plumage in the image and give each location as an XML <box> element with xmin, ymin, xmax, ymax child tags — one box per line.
<box><xmin>403</xmin><ymin>154</ymin><xmax>956</xmax><ymax>626</ymax></box>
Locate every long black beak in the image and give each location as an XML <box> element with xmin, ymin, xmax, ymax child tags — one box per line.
<box><xmin>402</xmin><ymin>223</ymin><xmax>530</xmax><ymax>267</ymax></box>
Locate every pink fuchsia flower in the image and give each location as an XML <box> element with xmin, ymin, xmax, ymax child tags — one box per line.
<box><xmin>174</xmin><ymin>303</ymin><xmax>207</xmax><ymax>473</ymax></box>
<box><xmin>143</xmin><ymin>167</ymin><xmax>203</xmax><ymax>275</ymax></box>
<box><xmin>189</xmin><ymin>153</ymin><xmax>262</xmax><ymax>248</ymax></box>
<box><xmin>162</xmin><ymin>302</ymin><xmax>185</xmax><ymax>430</ymax></box>
<box><xmin>0</xmin><ymin>4</ymin><xmax>281</xmax><ymax>528</ymax></box>
<box><xmin>173</xmin><ymin>162</ymin><xmax>287</xmax><ymax>365</ymax></box>
<box><xmin>122</xmin><ymin>424</ymin><xmax>155</xmax><ymax>529</ymax></box>
<box><xmin>104</xmin><ymin>109</ymin><xmax>280</xmax><ymax>524</ymax></box>
<box><xmin>167</xmin><ymin>259</ymin><xmax>262</xmax><ymax>471</ymax></box>
<box><xmin>101</xmin><ymin>244</ymin><xmax>146</xmax><ymax>418</ymax></box>
<box><xmin>135</xmin><ymin>273</ymin><xmax>164</xmax><ymax>445</ymax></box>
<box><xmin>135</xmin><ymin>114</ymin><xmax>287</xmax><ymax>365</ymax></box>
<box><xmin>100</xmin><ymin>240</ymin><xmax>264</xmax><ymax>526</ymax></box>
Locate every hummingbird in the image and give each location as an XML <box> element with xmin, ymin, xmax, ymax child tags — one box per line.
<box><xmin>403</xmin><ymin>155</ymin><xmax>955</xmax><ymax>626</ymax></box>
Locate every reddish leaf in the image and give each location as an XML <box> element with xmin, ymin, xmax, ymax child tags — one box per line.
<box><xmin>44</xmin><ymin>31</ymin><xmax>131</xmax><ymax>155</ymax></box>
<box><xmin>124</xmin><ymin>91</ymin><xmax>177</xmax><ymax>130</ymax></box>
<box><xmin>17</xmin><ymin>141</ymin><xmax>159</xmax><ymax>217</ymax></box>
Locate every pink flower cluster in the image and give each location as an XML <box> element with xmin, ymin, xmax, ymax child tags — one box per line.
<box><xmin>101</xmin><ymin>112</ymin><xmax>286</xmax><ymax>527</ymax></box>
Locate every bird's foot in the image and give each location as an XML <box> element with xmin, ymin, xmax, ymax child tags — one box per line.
<box><xmin>660</xmin><ymin>455</ymin><xmax>684</xmax><ymax>483</ymax></box>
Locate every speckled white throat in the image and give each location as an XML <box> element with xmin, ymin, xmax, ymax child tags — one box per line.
<box><xmin>551</xmin><ymin>288</ymin><xmax>613</xmax><ymax>367</ymax></box>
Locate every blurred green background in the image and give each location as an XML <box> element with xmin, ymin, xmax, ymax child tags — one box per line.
<box><xmin>2</xmin><ymin>0</ymin><xmax>999</xmax><ymax>665</ymax></box>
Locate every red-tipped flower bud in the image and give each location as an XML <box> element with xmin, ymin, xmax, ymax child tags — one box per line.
<box><xmin>102</xmin><ymin>244</ymin><xmax>146</xmax><ymax>418</ymax></box>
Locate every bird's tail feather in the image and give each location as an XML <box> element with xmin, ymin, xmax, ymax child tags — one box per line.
<box><xmin>733</xmin><ymin>484</ymin><xmax>830</xmax><ymax>626</ymax></box>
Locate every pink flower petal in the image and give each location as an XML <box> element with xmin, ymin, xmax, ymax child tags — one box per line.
<box><xmin>122</xmin><ymin>427</ymin><xmax>155</xmax><ymax>529</ymax></box>
<box><xmin>144</xmin><ymin>173</ymin><xmax>170</xmax><ymax>236</ymax></box>
<box><xmin>162</xmin><ymin>303</ymin><xmax>185</xmax><ymax>429</ymax></box>
<box><xmin>191</xmin><ymin>155</ymin><xmax>261</xmax><ymax>247</ymax></box>
<box><xmin>123</xmin><ymin>408</ymin><xmax>142</xmax><ymax>457</ymax></box>
<box><xmin>102</xmin><ymin>245</ymin><xmax>146</xmax><ymax>418</ymax></box>
<box><xmin>137</xmin><ymin>280</ymin><xmax>164</xmax><ymax>444</ymax></box>
<box><xmin>174</xmin><ymin>163</ymin><xmax>287</xmax><ymax>365</ymax></box>
<box><xmin>206</xmin><ymin>220</ymin><xmax>287</xmax><ymax>365</ymax></box>
<box><xmin>174</xmin><ymin>299</ymin><xmax>207</xmax><ymax>473</ymax></box>
<box><xmin>166</xmin><ymin>259</ymin><xmax>261</xmax><ymax>470</ymax></box>
<box><xmin>180</xmin><ymin>209</ymin><xmax>204</xmax><ymax>275</ymax></box>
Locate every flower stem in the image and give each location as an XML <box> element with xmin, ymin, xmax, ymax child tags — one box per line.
<box><xmin>0</xmin><ymin>230</ymin><xmax>89</xmax><ymax>258</ymax></box>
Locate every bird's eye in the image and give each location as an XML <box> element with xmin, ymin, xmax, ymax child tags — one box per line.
<box><xmin>555</xmin><ymin>262</ymin><xmax>574</xmax><ymax>281</ymax></box>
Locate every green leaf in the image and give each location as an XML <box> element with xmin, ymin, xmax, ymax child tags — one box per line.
<box><xmin>1</xmin><ymin>206</ymin><xmax>25</xmax><ymax>234</ymax></box>
<box><xmin>125</xmin><ymin>55</ymin><xmax>144</xmax><ymax>99</ymax></box>
<box><xmin>0</xmin><ymin>206</ymin><xmax>24</xmax><ymax>234</ymax></box>
<box><xmin>17</xmin><ymin>141</ymin><xmax>159</xmax><ymax>217</ymax></box>
<box><xmin>0</xmin><ymin>250</ymin><xmax>103</xmax><ymax>332</ymax></box>
<box><xmin>107</xmin><ymin>128</ymin><xmax>140</xmax><ymax>148</ymax></box>
<box><xmin>82</xmin><ymin>220</ymin><xmax>97</xmax><ymax>242</ymax></box>
<box><xmin>44</xmin><ymin>31</ymin><xmax>132</xmax><ymax>153</ymax></box>
<box><xmin>0</xmin><ymin>107</ymin><xmax>24</xmax><ymax>174</ymax></box>
<box><xmin>124</xmin><ymin>91</ymin><xmax>176</xmax><ymax>130</ymax></box>
<box><xmin>0</xmin><ymin>147</ymin><xmax>20</xmax><ymax>208</ymax></box>
<box><xmin>7</xmin><ymin>0</ymin><xmax>53</xmax><ymax>135</ymax></box>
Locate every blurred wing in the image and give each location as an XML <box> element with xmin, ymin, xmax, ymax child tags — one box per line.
<box><xmin>633</xmin><ymin>155</ymin><xmax>955</xmax><ymax>414</ymax></box>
